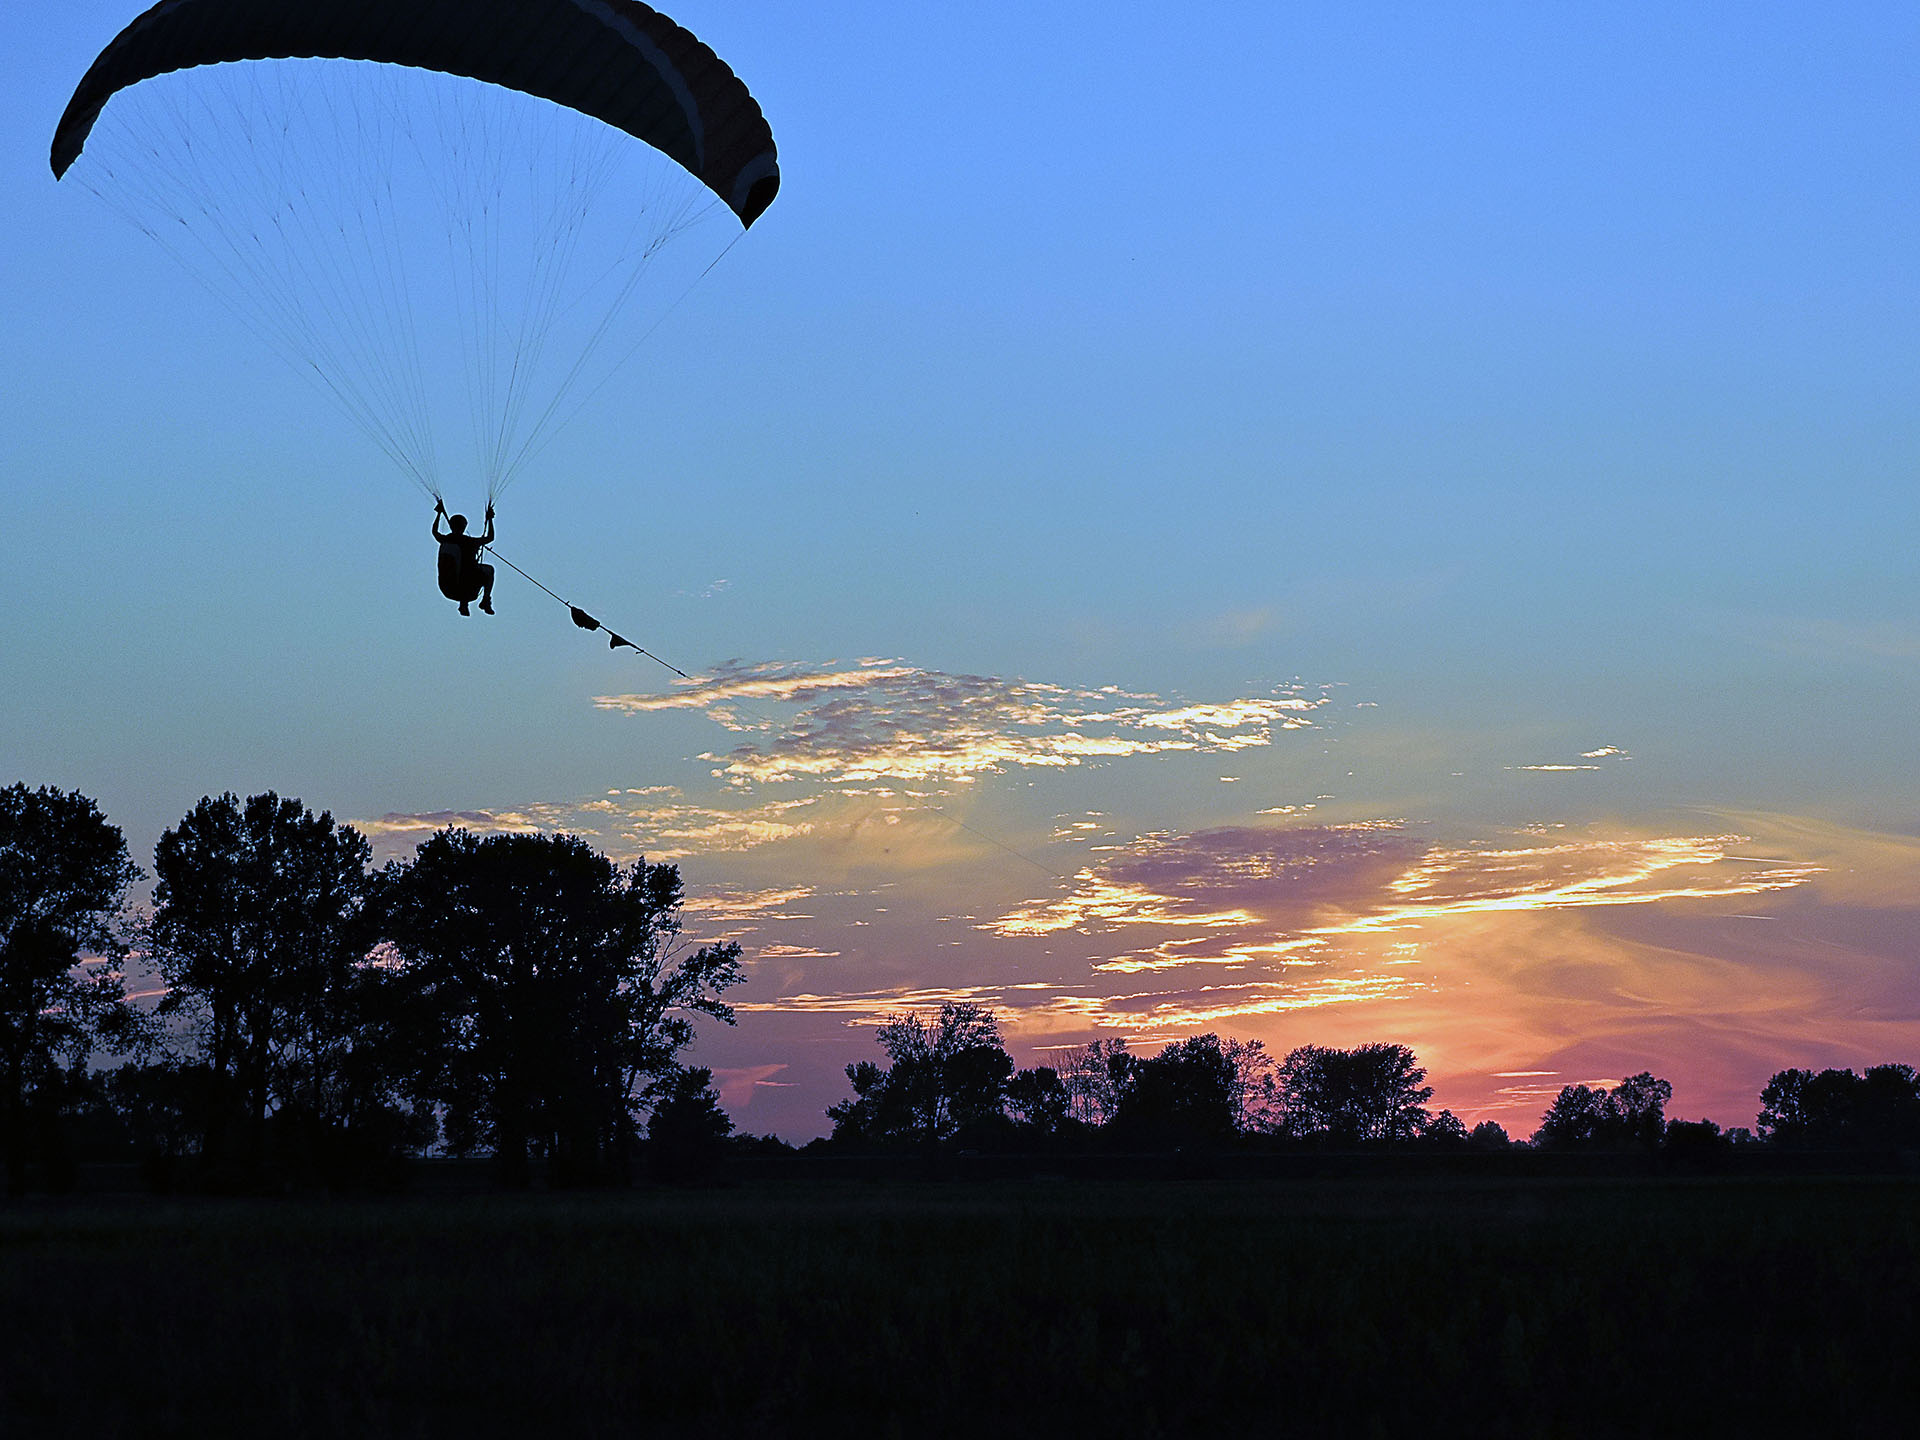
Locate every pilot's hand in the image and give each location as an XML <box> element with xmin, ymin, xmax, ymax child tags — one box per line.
<box><xmin>435</xmin><ymin>499</ymin><xmax>445</xmax><ymax>514</ymax></box>
<box><xmin>486</xmin><ymin>504</ymin><xmax>495</xmax><ymax>521</ymax></box>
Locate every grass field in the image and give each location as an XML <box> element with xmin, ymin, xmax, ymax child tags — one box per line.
<box><xmin>1</xmin><ymin>1176</ymin><xmax>1914</xmax><ymax>1437</ymax></box>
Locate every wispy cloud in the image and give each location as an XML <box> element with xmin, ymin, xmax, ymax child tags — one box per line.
<box><xmin>989</xmin><ymin>822</ymin><xmax>1421</xmax><ymax>945</ymax></box>
<box><xmin>357</xmin><ymin>809</ymin><xmax>544</xmax><ymax>837</ymax></box>
<box><xmin>362</xmin><ymin>661</ymin><xmax>1344</xmax><ymax>896</ymax></box>
<box><xmin>734</xmin><ymin>982</ymin><xmax>1015</xmax><ymax>1021</ymax></box>
<box><xmin>354</xmin><ymin>808</ymin><xmax>548</xmax><ymax>861</ymax></box>
<box><xmin>596</xmin><ymin>661</ymin><xmax>1329</xmax><ymax>788</ymax></box>
<box><xmin>1508</xmin><ymin>745</ymin><xmax>1631</xmax><ymax>773</ymax></box>
<box><xmin>992</xmin><ymin>823</ymin><xmax>1821</xmax><ymax>971</ymax></box>
<box><xmin>673</xmin><ymin>886</ymin><xmax>829</xmax><ymax>949</ymax></box>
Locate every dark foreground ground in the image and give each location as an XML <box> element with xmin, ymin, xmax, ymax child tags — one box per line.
<box><xmin>1</xmin><ymin>1175</ymin><xmax>1913</xmax><ymax>1438</ymax></box>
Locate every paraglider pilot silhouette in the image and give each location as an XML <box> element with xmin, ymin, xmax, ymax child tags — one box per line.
<box><xmin>433</xmin><ymin>500</ymin><xmax>495</xmax><ymax>616</ymax></box>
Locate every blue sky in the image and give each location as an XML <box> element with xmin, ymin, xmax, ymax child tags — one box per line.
<box><xmin>6</xmin><ymin>2</ymin><xmax>1920</xmax><ymax>1137</ymax></box>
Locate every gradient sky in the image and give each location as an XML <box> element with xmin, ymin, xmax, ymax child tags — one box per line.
<box><xmin>6</xmin><ymin>3</ymin><xmax>1919</xmax><ymax>1139</ymax></box>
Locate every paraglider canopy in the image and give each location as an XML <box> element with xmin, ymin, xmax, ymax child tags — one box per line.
<box><xmin>51</xmin><ymin>0</ymin><xmax>778</xmax><ymax>507</ymax></box>
<box><xmin>51</xmin><ymin>0</ymin><xmax>779</xmax><ymax>226</ymax></box>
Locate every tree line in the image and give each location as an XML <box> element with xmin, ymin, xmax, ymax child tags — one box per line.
<box><xmin>0</xmin><ymin>782</ymin><xmax>741</xmax><ymax>1193</ymax></box>
<box><xmin>817</xmin><ymin>1001</ymin><xmax>1920</xmax><ymax>1163</ymax></box>
<box><xmin>5</xmin><ymin>780</ymin><xmax>1917</xmax><ymax>1193</ymax></box>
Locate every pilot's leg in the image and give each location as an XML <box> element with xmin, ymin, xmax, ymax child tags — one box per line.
<box><xmin>478</xmin><ymin>562</ymin><xmax>495</xmax><ymax>615</ymax></box>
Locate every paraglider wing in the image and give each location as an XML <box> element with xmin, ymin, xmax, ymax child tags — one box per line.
<box><xmin>50</xmin><ymin>0</ymin><xmax>779</xmax><ymax>226</ymax></box>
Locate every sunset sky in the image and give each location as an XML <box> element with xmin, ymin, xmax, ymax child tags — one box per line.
<box><xmin>6</xmin><ymin>3</ymin><xmax>1919</xmax><ymax>1139</ymax></box>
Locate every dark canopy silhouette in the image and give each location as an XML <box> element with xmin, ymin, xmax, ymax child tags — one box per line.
<box><xmin>51</xmin><ymin>0</ymin><xmax>779</xmax><ymax>226</ymax></box>
<box><xmin>0</xmin><ymin>784</ymin><xmax>143</xmax><ymax>1193</ymax></box>
<box><xmin>149</xmin><ymin>792</ymin><xmax>376</xmax><ymax>1174</ymax></box>
<box><xmin>826</xmin><ymin>1003</ymin><xmax>1013</xmax><ymax>1151</ymax></box>
<box><xmin>1532</xmin><ymin>1072</ymin><xmax>1671</xmax><ymax>1152</ymax></box>
<box><xmin>1276</xmin><ymin>1042</ymin><xmax>1434</xmax><ymax>1144</ymax></box>
<box><xmin>1109</xmin><ymin>1035</ymin><xmax>1242</xmax><ymax>1147</ymax></box>
<box><xmin>381</xmin><ymin>828</ymin><xmax>742</xmax><ymax>1186</ymax></box>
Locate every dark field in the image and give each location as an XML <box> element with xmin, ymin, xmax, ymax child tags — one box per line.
<box><xmin>2</xmin><ymin>1176</ymin><xmax>1914</xmax><ymax>1437</ymax></box>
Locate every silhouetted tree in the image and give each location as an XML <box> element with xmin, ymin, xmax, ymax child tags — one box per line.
<box><xmin>825</xmin><ymin>1059</ymin><xmax>892</xmax><ymax>1145</ymax></box>
<box><xmin>1276</xmin><ymin>1043</ymin><xmax>1434</xmax><ymax>1144</ymax></box>
<box><xmin>1005</xmin><ymin>1065</ymin><xmax>1072</xmax><ymax>1136</ymax></box>
<box><xmin>647</xmin><ymin>1065</ymin><xmax>733</xmax><ymax>1182</ymax></box>
<box><xmin>826</xmin><ymin>1002</ymin><xmax>1012</xmax><ymax>1151</ymax></box>
<box><xmin>1533</xmin><ymin>1085</ymin><xmax>1607</xmax><ymax>1147</ymax></box>
<box><xmin>1055</xmin><ymin>1039</ymin><xmax>1132</xmax><ymax>1127</ymax></box>
<box><xmin>0</xmin><ymin>783</ymin><xmax>144</xmax><ymax>1193</ymax></box>
<box><xmin>1855</xmin><ymin>1065</ymin><xmax>1920</xmax><ymax>1146</ymax></box>
<box><xmin>43</xmin><ymin>1063</ymin><xmax>131</xmax><ymax>1177</ymax></box>
<box><xmin>1532</xmin><ymin>1072</ymin><xmax>1671</xmax><ymax>1151</ymax></box>
<box><xmin>97</xmin><ymin>1059</ymin><xmax>220</xmax><ymax>1189</ymax></box>
<box><xmin>1663</xmin><ymin>1117</ymin><xmax>1731</xmax><ymax>1167</ymax></box>
<box><xmin>1759</xmin><ymin>1068</ymin><xmax>1844</xmax><ymax>1147</ymax></box>
<box><xmin>1110</xmin><ymin>1035</ymin><xmax>1240</xmax><ymax>1147</ymax></box>
<box><xmin>1611</xmin><ymin>1072</ymin><xmax>1674</xmax><ymax>1148</ymax></box>
<box><xmin>149</xmin><ymin>792</ymin><xmax>373</xmax><ymax>1176</ymax></box>
<box><xmin>728</xmin><ymin>1131</ymin><xmax>796</xmax><ymax>1157</ymax></box>
<box><xmin>382</xmin><ymin>829</ymin><xmax>741</xmax><ymax>1186</ymax></box>
<box><xmin>1757</xmin><ymin>1064</ymin><xmax>1920</xmax><ymax>1149</ymax></box>
<box><xmin>1224</xmin><ymin>1037</ymin><xmax>1282</xmax><ymax>1133</ymax></box>
<box><xmin>1468</xmin><ymin>1120</ymin><xmax>1513</xmax><ymax>1150</ymax></box>
<box><xmin>1421</xmin><ymin>1108</ymin><xmax>1471</xmax><ymax>1146</ymax></box>
<box><xmin>273</xmin><ymin>955</ymin><xmax>442</xmax><ymax>1187</ymax></box>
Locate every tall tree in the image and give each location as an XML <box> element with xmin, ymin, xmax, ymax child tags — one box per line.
<box><xmin>1853</xmin><ymin>1064</ymin><xmax>1920</xmax><ymax>1147</ymax></box>
<box><xmin>1532</xmin><ymin>1072</ymin><xmax>1671</xmax><ymax>1151</ymax></box>
<box><xmin>1758</xmin><ymin>1065</ymin><xmax>1920</xmax><ymax>1149</ymax></box>
<box><xmin>1005</xmin><ymin>1066</ymin><xmax>1072</xmax><ymax>1135</ymax></box>
<box><xmin>1042</xmin><ymin>1035</ymin><xmax>1275</xmax><ymax>1139</ymax></box>
<box><xmin>1276</xmin><ymin>1043</ymin><xmax>1435</xmax><ymax>1144</ymax></box>
<box><xmin>647</xmin><ymin>1066</ymin><xmax>734</xmax><ymax>1182</ymax></box>
<box><xmin>1110</xmin><ymin>1035</ymin><xmax>1241</xmax><ymax>1146</ymax></box>
<box><xmin>1055</xmin><ymin>1038</ymin><xmax>1132</xmax><ymax>1127</ymax></box>
<box><xmin>1532</xmin><ymin>1084</ymin><xmax>1610</xmax><ymax>1148</ymax></box>
<box><xmin>1468</xmin><ymin>1119</ymin><xmax>1513</xmax><ymax>1150</ymax></box>
<box><xmin>1223</xmin><ymin>1037</ymin><xmax>1282</xmax><ymax>1133</ymax></box>
<box><xmin>826</xmin><ymin>1002</ymin><xmax>1012</xmax><ymax>1150</ymax></box>
<box><xmin>0</xmin><ymin>784</ymin><xmax>143</xmax><ymax>1192</ymax></box>
<box><xmin>825</xmin><ymin>1059</ymin><xmax>893</xmax><ymax>1146</ymax></box>
<box><xmin>381</xmin><ymin>829</ymin><xmax>742</xmax><ymax>1186</ymax></box>
<box><xmin>881</xmin><ymin>1002</ymin><xmax>1013</xmax><ymax>1148</ymax></box>
<box><xmin>149</xmin><ymin>792</ymin><xmax>374</xmax><ymax>1170</ymax></box>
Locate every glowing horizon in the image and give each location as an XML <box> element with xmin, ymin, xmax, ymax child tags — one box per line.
<box><xmin>351</xmin><ymin>664</ymin><xmax>1920</xmax><ymax>1138</ymax></box>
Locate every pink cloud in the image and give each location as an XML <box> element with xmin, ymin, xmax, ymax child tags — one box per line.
<box><xmin>709</xmin><ymin>1064</ymin><xmax>790</xmax><ymax>1111</ymax></box>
